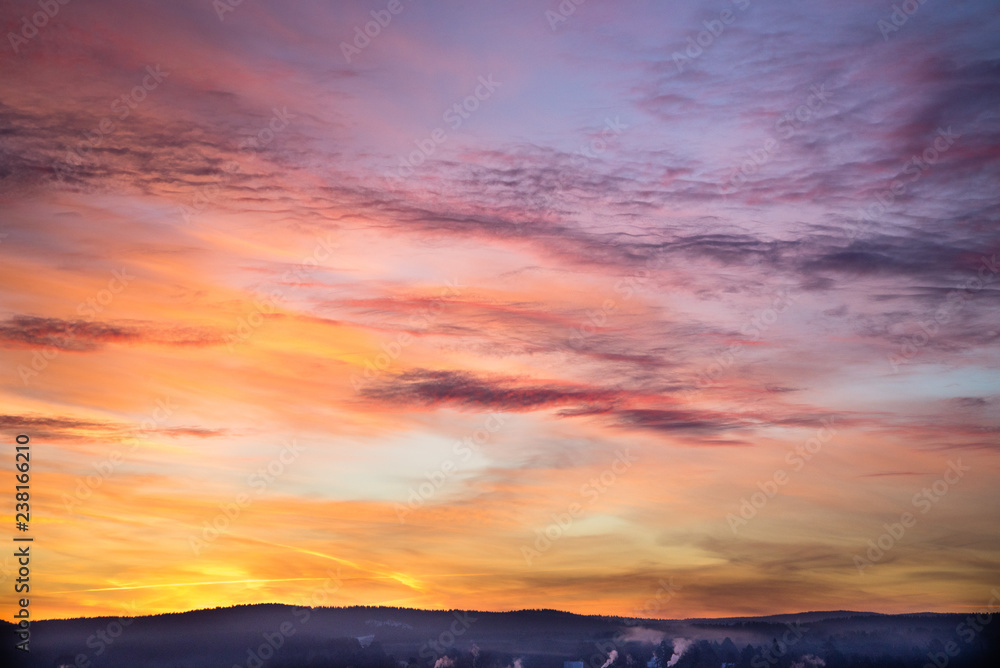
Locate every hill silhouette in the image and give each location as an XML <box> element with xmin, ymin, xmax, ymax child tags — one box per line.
<box><xmin>2</xmin><ymin>604</ymin><xmax>997</xmax><ymax>667</ymax></box>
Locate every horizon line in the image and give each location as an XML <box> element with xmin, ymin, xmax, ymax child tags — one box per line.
<box><xmin>6</xmin><ymin>602</ymin><xmax>978</xmax><ymax>624</ymax></box>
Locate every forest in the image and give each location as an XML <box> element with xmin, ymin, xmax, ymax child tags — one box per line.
<box><xmin>2</xmin><ymin>605</ymin><xmax>996</xmax><ymax>667</ymax></box>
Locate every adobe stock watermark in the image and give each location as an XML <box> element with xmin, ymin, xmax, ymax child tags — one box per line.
<box><xmin>718</xmin><ymin>83</ymin><xmax>834</xmax><ymax>195</ymax></box>
<box><xmin>567</xmin><ymin>254</ymin><xmax>664</xmax><ymax>350</ymax></box>
<box><xmin>887</xmin><ymin>254</ymin><xmax>998</xmax><ymax>372</ymax></box>
<box><xmin>692</xmin><ymin>287</ymin><xmax>797</xmax><ymax>390</ymax></box>
<box><xmin>179</xmin><ymin>106</ymin><xmax>294</xmax><ymax>224</ymax></box>
<box><xmin>877</xmin><ymin>0</ymin><xmax>931</xmax><ymax>41</ymax></box>
<box><xmin>394</xmin><ymin>412</ymin><xmax>507</xmax><ymax>523</ymax></box>
<box><xmin>921</xmin><ymin>587</ymin><xmax>1000</xmax><ymax>668</ymax></box>
<box><xmin>17</xmin><ymin>267</ymin><xmax>135</xmax><ymax>385</ymax></box>
<box><xmin>60</xmin><ymin>397</ymin><xmax>177</xmax><ymax>514</ymax></box>
<box><xmin>727</xmin><ymin>417</ymin><xmax>837</xmax><ymax>533</ymax></box>
<box><xmin>54</xmin><ymin>65</ymin><xmax>169</xmax><ymax>183</ymax></box>
<box><xmin>544</xmin><ymin>0</ymin><xmax>588</xmax><ymax>31</ymax></box>
<box><xmin>521</xmin><ymin>448</ymin><xmax>637</xmax><ymax>565</ymax></box>
<box><xmin>582</xmin><ymin>635</ymin><xmax>629</xmax><ymax>668</ymax></box>
<box><xmin>350</xmin><ymin>279</ymin><xmax>464</xmax><ymax>390</ymax></box>
<box><xmin>189</xmin><ymin>439</ymin><xmax>306</xmax><ymax>555</ymax></box>
<box><xmin>672</xmin><ymin>0</ymin><xmax>752</xmax><ymax>73</ymax></box>
<box><xmin>749</xmin><ymin>621</ymin><xmax>808</xmax><ymax>667</ymax></box>
<box><xmin>417</xmin><ymin>611</ymin><xmax>478</xmax><ymax>663</ymax></box>
<box><xmin>232</xmin><ymin>569</ymin><xmax>343</xmax><ymax>668</ymax></box>
<box><xmin>212</xmin><ymin>0</ymin><xmax>248</xmax><ymax>22</ymax></box>
<box><xmin>68</xmin><ymin>600</ymin><xmax>139</xmax><ymax>668</ymax></box>
<box><xmin>844</xmin><ymin>126</ymin><xmax>960</xmax><ymax>242</ymax></box>
<box><xmin>542</xmin><ymin>115</ymin><xmax>630</xmax><ymax>205</ymax></box>
<box><xmin>223</xmin><ymin>231</ymin><xmax>338</xmax><ymax>352</ymax></box>
<box><xmin>854</xmin><ymin>459</ymin><xmax>970</xmax><ymax>575</ymax></box>
<box><xmin>570</xmin><ymin>117</ymin><xmax>629</xmax><ymax>166</ymax></box>
<box><xmin>224</xmin><ymin>288</ymin><xmax>283</xmax><ymax>353</ymax></box>
<box><xmin>631</xmin><ymin>577</ymin><xmax>682</xmax><ymax>619</ymax></box>
<box><xmin>386</xmin><ymin>76</ymin><xmax>501</xmax><ymax>181</ymax></box>
<box><xmin>7</xmin><ymin>0</ymin><xmax>72</xmax><ymax>54</ymax></box>
<box><xmin>339</xmin><ymin>0</ymin><xmax>413</xmax><ymax>63</ymax></box>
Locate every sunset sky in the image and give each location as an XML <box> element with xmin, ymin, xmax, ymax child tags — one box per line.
<box><xmin>1</xmin><ymin>0</ymin><xmax>999</xmax><ymax>621</ymax></box>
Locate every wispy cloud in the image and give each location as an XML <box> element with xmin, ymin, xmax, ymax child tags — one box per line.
<box><xmin>2</xmin><ymin>0</ymin><xmax>998</xmax><ymax>622</ymax></box>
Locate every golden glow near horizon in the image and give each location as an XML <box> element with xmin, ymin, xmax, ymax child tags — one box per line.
<box><xmin>2</xmin><ymin>0</ymin><xmax>999</xmax><ymax>623</ymax></box>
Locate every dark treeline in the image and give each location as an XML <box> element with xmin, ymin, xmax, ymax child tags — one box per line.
<box><xmin>1</xmin><ymin>605</ymin><xmax>997</xmax><ymax>667</ymax></box>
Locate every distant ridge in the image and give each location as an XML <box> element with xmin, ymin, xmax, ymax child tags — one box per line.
<box><xmin>18</xmin><ymin>603</ymin><xmax>961</xmax><ymax>624</ymax></box>
<box><xmin>683</xmin><ymin>609</ymin><xmax>884</xmax><ymax>623</ymax></box>
<box><xmin>3</xmin><ymin>603</ymin><xmax>995</xmax><ymax>668</ymax></box>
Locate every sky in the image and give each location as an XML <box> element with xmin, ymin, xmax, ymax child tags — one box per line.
<box><xmin>1</xmin><ymin>0</ymin><xmax>999</xmax><ymax>621</ymax></box>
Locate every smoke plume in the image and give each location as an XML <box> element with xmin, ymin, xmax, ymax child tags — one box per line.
<box><xmin>623</xmin><ymin>627</ymin><xmax>666</xmax><ymax>644</ymax></box>
<box><xmin>665</xmin><ymin>639</ymin><xmax>691</xmax><ymax>667</ymax></box>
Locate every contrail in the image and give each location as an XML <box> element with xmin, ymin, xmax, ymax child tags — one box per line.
<box><xmin>55</xmin><ymin>539</ymin><xmax>440</xmax><ymax>597</ymax></box>
<box><xmin>51</xmin><ymin>577</ymin><xmax>332</xmax><ymax>594</ymax></box>
<box><xmin>257</xmin><ymin>540</ymin><xmax>363</xmax><ymax>570</ymax></box>
<box><xmin>248</xmin><ymin>538</ymin><xmax>428</xmax><ymax>592</ymax></box>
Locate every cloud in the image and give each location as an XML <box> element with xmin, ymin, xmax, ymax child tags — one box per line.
<box><xmin>361</xmin><ymin>369</ymin><xmax>621</xmax><ymax>412</ymax></box>
<box><xmin>0</xmin><ymin>414</ymin><xmax>225</xmax><ymax>441</ymax></box>
<box><xmin>613</xmin><ymin>409</ymin><xmax>743</xmax><ymax>437</ymax></box>
<box><xmin>2</xmin><ymin>0</ymin><xmax>998</xmax><ymax>624</ymax></box>
<box><xmin>0</xmin><ymin>316</ymin><xmax>140</xmax><ymax>351</ymax></box>
<box><xmin>0</xmin><ymin>316</ymin><xmax>223</xmax><ymax>351</ymax></box>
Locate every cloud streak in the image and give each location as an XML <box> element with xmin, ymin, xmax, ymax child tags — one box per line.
<box><xmin>1</xmin><ymin>0</ymin><xmax>997</xmax><ymax>623</ymax></box>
